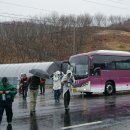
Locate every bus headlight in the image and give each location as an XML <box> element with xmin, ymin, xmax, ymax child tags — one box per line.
<box><xmin>76</xmin><ymin>81</ymin><xmax>90</xmax><ymax>92</ymax></box>
<box><xmin>81</xmin><ymin>81</ymin><xmax>90</xmax><ymax>91</ymax></box>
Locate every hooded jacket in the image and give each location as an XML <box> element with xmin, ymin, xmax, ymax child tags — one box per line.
<box><xmin>53</xmin><ymin>71</ymin><xmax>62</xmax><ymax>90</ymax></box>
<box><xmin>0</xmin><ymin>82</ymin><xmax>17</xmax><ymax>102</ymax></box>
<box><xmin>61</xmin><ymin>70</ymin><xmax>75</xmax><ymax>95</ymax></box>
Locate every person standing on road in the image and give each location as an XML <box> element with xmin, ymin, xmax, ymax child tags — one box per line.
<box><xmin>0</xmin><ymin>77</ymin><xmax>17</xmax><ymax>127</ymax></box>
<box><xmin>40</xmin><ymin>78</ymin><xmax>46</xmax><ymax>95</ymax></box>
<box><xmin>52</xmin><ymin>71</ymin><xmax>63</xmax><ymax>103</ymax></box>
<box><xmin>20</xmin><ymin>74</ymin><xmax>28</xmax><ymax>100</ymax></box>
<box><xmin>61</xmin><ymin>70</ymin><xmax>75</xmax><ymax>112</ymax></box>
<box><xmin>19</xmin><ymin>73</ymin><xmax>24</xmax><ymax>95</ymax></box>
<box><xmin>28</xmin><ymin>75</ymin><xmax>40</xmax><ymax>116</ymax></box>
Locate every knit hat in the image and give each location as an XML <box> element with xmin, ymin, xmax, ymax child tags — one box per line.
<box><xmin>2</xmin><ymin>77</ymin><xmax>8</xmax><ymax>83</ymax></box>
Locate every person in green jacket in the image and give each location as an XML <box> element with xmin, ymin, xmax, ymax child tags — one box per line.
<box><xmin>0</xmin><ymin>77</ymin><xmax>17</xmax><ymax>127</ymax></box>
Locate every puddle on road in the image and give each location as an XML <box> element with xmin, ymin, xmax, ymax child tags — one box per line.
<box><xmin>2</xmin><ymin>94</ymin><xmax>130</xmax><ymax>130</ymax></box>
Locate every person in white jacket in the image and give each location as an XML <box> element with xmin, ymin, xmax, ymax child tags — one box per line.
<box><xmin>52</xmin><ymin>71</ymin><xmax>63</xmax><ymax>103</ymax></box>
<box><xmin>61</xmin><ymin>70</ymin><xmax>75</xmax><ymax>112</ymax></box>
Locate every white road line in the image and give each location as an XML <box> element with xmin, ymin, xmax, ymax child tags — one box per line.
<box><xmin>61</xmin><ymin>121</ymin><xmax>102</xmax><ymax>130</ymax></box>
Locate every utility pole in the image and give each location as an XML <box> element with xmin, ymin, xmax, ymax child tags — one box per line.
<box><xmin>73</xmin><ymin>25</ymin><xmax>76</xmax><ymax>55</ymax></box>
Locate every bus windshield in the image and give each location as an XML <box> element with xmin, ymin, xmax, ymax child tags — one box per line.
<box><xmin>69</xmin><ymin>55</ymin><xmax>88</xmax><ymax>79</ymax></box>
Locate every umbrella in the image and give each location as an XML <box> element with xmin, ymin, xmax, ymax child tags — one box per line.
<box><xmin>46</xmin><ymin>61</ymin><xmax>68</xmax><ymax>76</ymax></box>
<box><xmin>29</xmin><ymin>61</ymin><xmax>68</xmax><ymax>79</ymax></box>
<box><xmin>29</xmin><ymin>69</ymin><xmax>50</xmax><ymax>79</ymax></box>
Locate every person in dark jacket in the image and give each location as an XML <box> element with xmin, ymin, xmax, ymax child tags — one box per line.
<box><xmin>28</xmin><ymin>75</ymin><xmax>40</xmax><ymax>116</ymax></box>
<box><xmin>0</xmin><ymin>77</ymin><xmax>17</xmax><ymax>126</ymax></box>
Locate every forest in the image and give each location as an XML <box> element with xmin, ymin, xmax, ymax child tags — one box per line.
<box><xmin>0</xmin><ymin>13</ymin><xmax>130</xmax><ymax>63</ymax></box>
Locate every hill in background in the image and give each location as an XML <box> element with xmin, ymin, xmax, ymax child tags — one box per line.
<box><xmin>0</xmin><ymin>18</ymin><xmax>130</xmax><ymax>63</ymax></box>
<box><xmin>81</xmin><ymin>29</ymin><xmax>130</xmax><ymax>52</ymax></box>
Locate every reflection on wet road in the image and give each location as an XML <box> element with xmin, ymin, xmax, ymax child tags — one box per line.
<box><xmin>64</xmin><ymin>111</ymin><xmax>71</xmax><ymax>128</ymax></box>
<box><xmin>30</xmin><ymin>113</ymin><xmax>38</xmax><ymax>130</ymax></box>
<box><xmin>1</xmin><ymin>90</ymin><xmax>130</xmax><ymax>130</ymax></box>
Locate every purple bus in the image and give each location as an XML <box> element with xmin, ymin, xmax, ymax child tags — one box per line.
<box><xmin>69</xmin><ymin>50</ymin><xmax>130</xmax><ymax>95</ymax></box>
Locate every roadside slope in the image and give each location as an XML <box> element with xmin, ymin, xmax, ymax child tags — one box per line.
<box><xmin>81</xmin><ymin>29</ymin><xmax>130</xmax><ymax>52</ymax></box>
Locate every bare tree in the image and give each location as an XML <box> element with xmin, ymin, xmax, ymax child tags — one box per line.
<box><xmin>93</xmin><ymin>13</ymin><xmax>107</xmax><ymax>27</ymax></box>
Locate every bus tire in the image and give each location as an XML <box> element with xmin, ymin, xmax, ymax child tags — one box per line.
<box><xmin>104</xmin><ymin>82</ymin><xmax>114</xmax><ymax>96</ymax></box>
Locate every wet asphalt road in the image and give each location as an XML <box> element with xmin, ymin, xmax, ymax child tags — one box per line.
<box><xmin>1</xmin><ymin>89</ymin><xmax>130</xmax><ymax>130</ymax></box>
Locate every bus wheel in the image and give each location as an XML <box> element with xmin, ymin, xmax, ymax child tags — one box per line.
<box><xmin>105</xmin><ymin>82</ymin><xmax>114</xmax><ymax>96</ymax></box>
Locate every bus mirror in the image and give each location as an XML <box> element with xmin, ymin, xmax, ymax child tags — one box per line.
<box><xmin>94</xmin><ymin>67</ymin><xmax>101</xmax><ymax>76</ymax></box>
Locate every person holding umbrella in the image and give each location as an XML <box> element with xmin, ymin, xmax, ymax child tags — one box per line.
<box><xmin>28</xmin><ymin>75</ymin><xmax>40</xmax><ymax>116</ymax></box>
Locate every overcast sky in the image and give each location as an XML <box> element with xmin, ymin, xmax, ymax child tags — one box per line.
<box><xmin>0</xmin><ymin>0</ymin><xmax>130</xmax><ymax>21</ymax></box>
